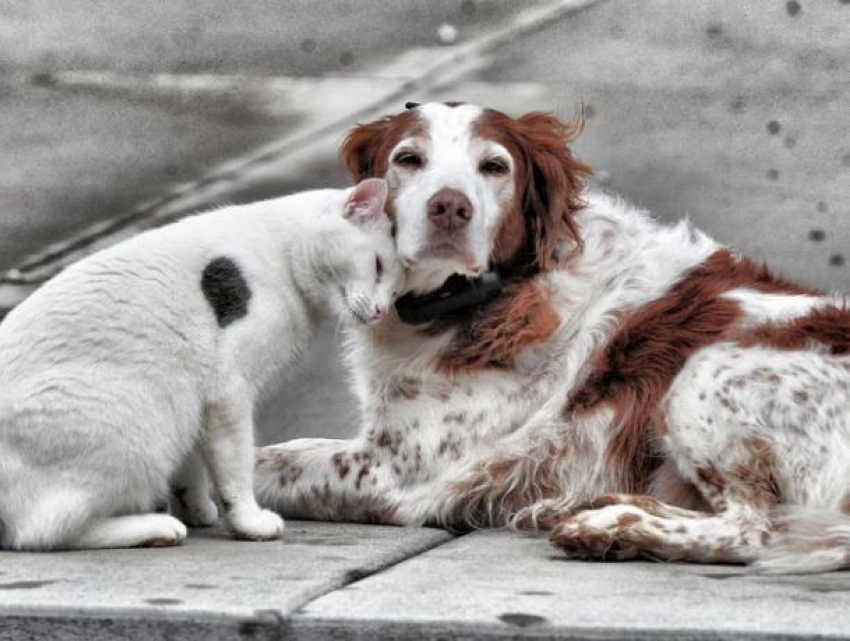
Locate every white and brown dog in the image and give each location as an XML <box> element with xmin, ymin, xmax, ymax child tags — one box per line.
<box><xmin>255</xmin><ymin>102</ymin><xmax>850</xmax><ymax>573</ymax></box>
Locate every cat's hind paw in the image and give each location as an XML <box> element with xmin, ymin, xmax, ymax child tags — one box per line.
<box><xmin>141</xmin><ymin>515</ymin><xmax>189</xmax><ymax>548</ymax></box>
<box><xmin>175</xmin><ymin>496</ymin><xmax>220</xmax><ymax>528</ymax></box>
<box><xmin>170</xmin><ymin>487</ymin><xmax>220</xmax><ymax>528</ymax></box>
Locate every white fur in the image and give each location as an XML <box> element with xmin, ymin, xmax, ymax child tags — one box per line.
<box><xmin>386</xmin><ymin>103</ymin><xmax>515</xmax><ymax>292</ymax></box>
<box><xmin>724</xmin><ymin>288</ymin><xmax>826</xmax><ymax>330</ymax></box>
<box><xmin>0</xmin><ymin>180</ymin><xmax>402</xmax><ymax>550</ymax></box>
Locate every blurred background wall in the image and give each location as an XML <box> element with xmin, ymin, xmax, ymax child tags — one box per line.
<box><xmin>0</xmin><ymin>0</ymin><xmax>847</xmax><ymax>444</ymax></box>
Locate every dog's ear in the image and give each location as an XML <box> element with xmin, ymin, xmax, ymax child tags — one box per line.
<box><xmin>341</xmin><ymin>111</ymin><xmax>420</xmax><ymax>181</ymax></box>
<box><xmin>344</xmin><ymin>178</ymin><xmax>389</xmax><ymax>223</ymax></box>
<box><xmin>513</xmin><ymin>112</ymin><xmax>592</xmax><ymax>271</ymax></box>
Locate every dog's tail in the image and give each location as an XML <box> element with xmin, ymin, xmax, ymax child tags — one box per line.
<box><xmin>755</xmin><ymin>507</ymin><xmax>850</xmax><ymax>574</ymax></box>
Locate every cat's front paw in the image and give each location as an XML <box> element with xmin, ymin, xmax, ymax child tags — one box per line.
<box><xmin>227</xmin><ymin>507</ymin><xmax>285</xmax><ymax>541</ymax></box>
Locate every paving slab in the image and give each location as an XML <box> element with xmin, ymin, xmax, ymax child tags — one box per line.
<box><xmin>294</xmin><ymin>529</ymin><xmax>850</xmax><ymax>640</ymax></box>
<box><xmin>0</xmin><ymin>522</ymin><xmax>452</xmax><ymax>640</ymax></box>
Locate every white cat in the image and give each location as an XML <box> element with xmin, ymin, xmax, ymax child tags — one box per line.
<box><xmin>0</xmin><ymin>178</ymin><xmax>402</xmax><ymax>550</ymax></box>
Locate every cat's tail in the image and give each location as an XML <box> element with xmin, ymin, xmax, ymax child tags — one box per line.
<box><xmin>755</xmin><ymin>507</ymin><xmax>850</xmax><ymax>574</ymax></box>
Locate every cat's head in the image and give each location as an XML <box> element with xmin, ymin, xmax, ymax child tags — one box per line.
<box><xmin>330</xmin><ymin>178</ymin><xmax>404</xmax><ymax>325</ymax></box>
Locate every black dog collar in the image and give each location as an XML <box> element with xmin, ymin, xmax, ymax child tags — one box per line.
<box><xmin>395</xmin><ymin>271</ymin><xmax>503</xmax><ymax>325</ymax></box>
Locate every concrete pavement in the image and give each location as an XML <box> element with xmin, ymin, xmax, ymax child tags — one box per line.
<box><xmin>0</xmin><ymin>522</ymin><xmax>452</xmax><ymax>640</ymax></box>
<box><xmin>297</xmin><ymin>530</ymin><xmax>850</xmax><ymax>640</ymax></box>
<box><xmin>1</xmin><ymin>526</ymin><xmax>848</xmax><ymax>640</ymax></box>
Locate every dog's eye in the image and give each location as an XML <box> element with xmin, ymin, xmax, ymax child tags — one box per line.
<box><xmin>393</xmin><ymin>151</ymin><xmax>425</xmax><ymax>170</ymax></box>
<box><xmin>479</xmin><ymin>158</ymin><xmax>509</xmax><ymax>176</ymax></box>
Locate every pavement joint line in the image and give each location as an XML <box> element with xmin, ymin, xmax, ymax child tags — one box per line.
<box><xmin>0</xmin><ymin>602</ymin><xmax>249</xmax><ymax>626</ymax></box>
<box><xmin>288</xmin><ymin>530</ymin><xmax>463</xmax><ymax>616</ymax></box>
<box><xmin>0</xmin><ymin>0</ymin><xmax>604</xmax><ymax>295</ymax></box>
<box><xmin>0</xmin><ymin>530</ymin><xmax>459</xmax><ymax>633</ymax></box>
<box><xmin>289</xmin><ymin>619</ymin><xmax>850</xmax><ymax>641</ymax></box>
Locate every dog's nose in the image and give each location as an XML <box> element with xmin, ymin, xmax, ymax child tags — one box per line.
<box><xmin>427</xmin><ymin>188</ymin><xmax>473</xmax><ymax>231</ymax></box>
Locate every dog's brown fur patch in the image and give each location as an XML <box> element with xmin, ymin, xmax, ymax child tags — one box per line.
<box><xmin>475</xmin><ymin>109</ymin><xmax>592</xmax><ymax>271</ymax></box>
<box><xmin>436</xmin><ymin>280</ymin><xmax>561</xmax><ymax>373</ymax></box>
<box><xmin>566</xmin><ymin>249</ymin><xmax>821</xmax><ymax>491</ymax></box>
<box><xmin>340</xmin><ymin>110</ymin><xmax>424</xmax><ymax>184</ymax></box>
<box><xmin>738</xmin><ymin>305</ymin><xmax>850</xmax><ymax>355</ymax></box>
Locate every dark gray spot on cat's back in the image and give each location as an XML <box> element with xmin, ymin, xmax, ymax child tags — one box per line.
<box><xmin>201</xmin><ymin>257</ymin><xmax>251</xmax><ymax>328</ymax></box>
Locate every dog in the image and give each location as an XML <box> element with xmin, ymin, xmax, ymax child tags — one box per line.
<box><xmin>255</xmin><ymin>102</ymin><xmax>850</xmax><ymax>573</ymax></box>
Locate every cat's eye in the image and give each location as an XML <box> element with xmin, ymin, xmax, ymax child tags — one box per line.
<box><xmin>479</xmin><ymin>157</ymin><xmax>510</xmax><ymax>176</ymax></box>
<box><xmin>375</xmin><ymin>255</ymin><xmax>383</xmax><ymax>281</ymax></box>
<box><xmin>393</xmin><ymin>150</ymin><xmax>425</xmax><ymax>170</ymax></box>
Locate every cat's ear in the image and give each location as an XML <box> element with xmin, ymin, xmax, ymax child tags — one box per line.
<box><xmin>343</xmin><ymin>178</ymin><xmax>389</xmax><ymax>224</ymax></box>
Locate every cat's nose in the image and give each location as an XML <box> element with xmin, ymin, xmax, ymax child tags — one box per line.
<box><xmin>374</xmin><ymin>305</ymin><xmax>387</xmax><ymax>319</ymax></box>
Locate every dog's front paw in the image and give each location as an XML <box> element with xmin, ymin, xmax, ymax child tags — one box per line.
<box><xmin>550</xmin><ymin>507</ymin><xmax>641</xmax><ymax>561</ymax></box>
<box><xmin>227</xmin><ymin>506</ymin><xmax>285</xmax><ymax>541</ymax></box>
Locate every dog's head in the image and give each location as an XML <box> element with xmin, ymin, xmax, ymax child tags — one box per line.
<box><xmin>341</xmin><ymin>102</ymin><xmax>592</xmax><ymax>292</ymax></box>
